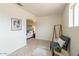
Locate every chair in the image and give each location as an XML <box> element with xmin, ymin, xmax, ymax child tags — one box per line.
<box><xmin>50</xmin><ymin>24</ymin><xmax>70</xmax><ymax>56</ymax></box>
<box><xmin>54</xmin><ymin>49</ymin><xmax>69</xmax><ymax>56</ymax></box>
<box><xmin>50</xmin><ymin>38</ymin><xmax>70</xmax><ymax>56</ymax></box>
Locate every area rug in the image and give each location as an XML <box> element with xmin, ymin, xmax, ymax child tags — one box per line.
<box><xmin>32</xmin><ymin>47</ymin><xmax>51</xmax><ymax>56</ymax></box>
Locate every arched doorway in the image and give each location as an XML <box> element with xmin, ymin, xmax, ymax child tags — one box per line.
<box><xmin>26</xmin><ymin>19</ymin><xmax>36</xmax><ymax>39</ymax></box>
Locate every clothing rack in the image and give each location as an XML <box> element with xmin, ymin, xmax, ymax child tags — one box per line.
<box><xmin>50</xmin><ymin>24</ymin><xmax>63</xmax><ymax>55</ymax></box>
<box><xmin>52</xmin><ymin>24</ymin><xmax>63</xmax><ymax>42</ymax></box>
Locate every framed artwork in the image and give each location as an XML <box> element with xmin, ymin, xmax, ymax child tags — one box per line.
<box><xmin>11</xmin><ymin>18</ymin><xmax>22</xmax><ymax>31</ymax></box>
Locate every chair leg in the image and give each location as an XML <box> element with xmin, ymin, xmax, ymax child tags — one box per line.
<box><xmin>50</xmin><ymin>46</ymin><xmax>51</xmax><ymax>50</ymax></box>
<box><xmin>52</xmin><ymin>48</ymin><xmax>54</xmax><ymax>56</ymax></box>
<box><xmin>50</xmin><ymin>43</ymin><xmax>51</xmax><ymax>50</ymax></box>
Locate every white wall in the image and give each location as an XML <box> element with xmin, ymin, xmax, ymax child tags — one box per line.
<box><xmin>63</xmin><ymin>4</ymin><xmax>79</xmax><ymax>56</ymax></box>
<box><xmin>36</xmin><ymin>14</ymin><xmax>63</xmax><ymax>41</ymax></box>
<box><xmin>0</xmin><ymin>4</ymin><xmax>36</xmax><ymax>55</ymax></box>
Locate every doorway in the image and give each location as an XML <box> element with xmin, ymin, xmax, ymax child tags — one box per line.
<box><xmin>26</xmin><ymin>19</ymin><xmax>36</xmax><ymax>39</ymax></box>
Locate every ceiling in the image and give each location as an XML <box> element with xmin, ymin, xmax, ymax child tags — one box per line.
<box><xmin>18</xmin><ymin>3</ymin><xmax>67</xmax><ymax>17</ymax></box>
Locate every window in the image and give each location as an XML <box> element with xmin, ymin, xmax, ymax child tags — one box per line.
<box><xmin>69</xmin><ymin>3</ymin><xmax>79</xmax><ymax>27</ymax></box>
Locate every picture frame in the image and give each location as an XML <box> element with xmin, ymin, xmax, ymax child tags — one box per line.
<box><xmin>11</xmin><ymin>18</ymin><xmax>22</xmax><ymax>31</ymax></box>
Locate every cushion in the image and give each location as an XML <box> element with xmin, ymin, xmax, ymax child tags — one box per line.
<box><xmin>32</xmin><ymin>47</ymin><xmax>51</xmax><ymax>56</ymax></box>
<box><xmin>60</xmin><ymin>35</ymin><xmax>70</xmax><ymax>50</ymax></box>
<box><xmin>50</xmin><ymin>42</ymin><xmax>62</xmax><ymax>52</ymax></box>
<box><xmin>54</xmin><ymin>42</ymin><xmax>62</xmax><ymax>52</ymax></box>
<box><xmin>57</xmin><ymin>38</ymin><xmax>65</xmax><ymax>47</ymax></box>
